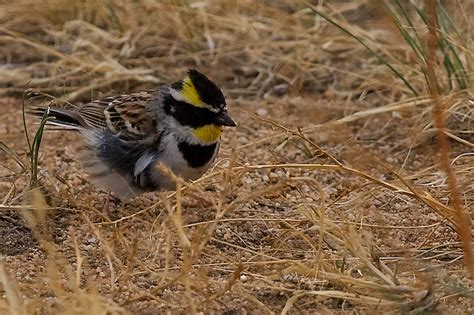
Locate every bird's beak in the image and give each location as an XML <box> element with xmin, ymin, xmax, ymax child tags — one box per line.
<box><xmin>214</xmin><ymin>111</ymin><xmax>236</xmax><ymax>127</ymax></box>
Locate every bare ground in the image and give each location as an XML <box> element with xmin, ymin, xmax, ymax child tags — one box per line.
<box><xmin>0</xmin><ymin>1</ymin><xmax>473</xmax><ymax>314</ymax></box>
<box><xmin>1</xmin><ymin>90</ymin><xmax>473</xmax><ymax>313</ymax></box>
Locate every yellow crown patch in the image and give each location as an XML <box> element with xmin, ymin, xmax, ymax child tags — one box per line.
<box><xmin>180</xmin><ymin>77</ymin><xmax>205</xmax><ymax>107</ymax></box>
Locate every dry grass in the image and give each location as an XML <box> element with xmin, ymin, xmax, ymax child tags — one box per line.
<box><xmin>0</xmin><ymin>0</ymin><xmax>473</xmax><ymax>313</ymax></box>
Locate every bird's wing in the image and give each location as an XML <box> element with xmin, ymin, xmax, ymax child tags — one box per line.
<box><xmin>28</xmin><ymin>91</ymin><xmax>161</xmax><ymax>143</ymax></box>
<box><xmin>78</xmin><ymin>91</ymin><xmax>159</xmax><ymax>141</ymax></box>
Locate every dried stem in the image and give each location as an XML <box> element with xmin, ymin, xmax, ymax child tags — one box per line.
<box><xmin>424</xmin><ymin>0</ymin><xmax>474</xmax><ymax>278</ymax></box>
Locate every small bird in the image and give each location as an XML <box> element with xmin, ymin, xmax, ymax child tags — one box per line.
<box><xmin>29</xmin><ymin>69</ymin><xmax>236</xmax><ymax>199</ymax></box>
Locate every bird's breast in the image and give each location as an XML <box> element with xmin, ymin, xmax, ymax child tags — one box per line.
<box><xmin>151</xmin><ymin>134</ymin><xmax>219</xmax><ymax>188</ymax></box>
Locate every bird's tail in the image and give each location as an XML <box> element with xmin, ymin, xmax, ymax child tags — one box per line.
<box><xmin>27</xmin><ymin>106</ymin><xmax>87</xmax><ymax>130</ymax></box>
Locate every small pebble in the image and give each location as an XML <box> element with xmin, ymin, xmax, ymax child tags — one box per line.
<box><xmin>256</xmin><ymin>108</ymin><xmax>268</xmax><ymax>116</ymax></box>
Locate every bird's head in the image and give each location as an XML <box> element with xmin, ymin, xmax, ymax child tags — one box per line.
<box><xmin>167</xmin><ymin>69</ymin><xmax>236</xmax><ymax>143</ymax></box>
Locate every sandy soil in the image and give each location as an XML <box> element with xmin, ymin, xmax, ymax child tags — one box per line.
<box><xmin>0</xmin><ymin>1</ymin><xmax>473</xmax><ymax>313</ymax></box>
<box><xmin>1</xmin><ymin>92</ymin><xmax>473</xmax><ymax>314</ymax></box>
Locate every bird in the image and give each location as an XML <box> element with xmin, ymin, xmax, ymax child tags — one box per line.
<box><xmin>29</xmin><ymin>69</ymin><xmax>236</xmax><ymax>200</ymax></box>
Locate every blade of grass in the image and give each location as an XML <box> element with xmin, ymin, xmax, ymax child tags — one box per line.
<box><xmin>0</xmin><ymin>141</ymin><xmax>27</xmax><ymax>172</ymax></box>
<box><xmin>413</xmin><ymin>2</ymin><xmax>468</xmax><ymax>91</ymax></box>
<box><xmin>306</xmin><ymin>3</ymin><xmax>419</xmax><ymax>96</ymax></box>
<box><xmin>437</xmin><ymin>3</ymin><xmax>463</xmax><ymax>41</ymax></box>
<box><xmin>21</xmin><ymin>89</ymin><xmax>32</xmax><ymax>155</ymax></box>
<box><xmin>22</xmin><ymin>91</ymin><xmax>51</xmax><ymax>187</ymax></box>
<box><xmin>439</xmin><ymin>35</ymin><xmax>468</xmax><ymax>90</ymax></box>
<box><xmin>0</xmin><ymin>259</ymin><xmax>24</xmax><ymax>315</ymax></box>
<box><xmin>29</xmin><ymin>107</ymin><xmax>50</xmax><ymax>187</ymax></box>
<box><xmin>389</xmin><ymin>0</ymin><xmax>426</xmax><ymax>64</ymax></box>
<box><xmin>424</xmin><ymin>0</ymin><xmax>474</xmax><ymax>279</ymax></box>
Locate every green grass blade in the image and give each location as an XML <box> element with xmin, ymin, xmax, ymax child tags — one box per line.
<box><xmin>389</xmin><ymin>13</ymin><xmax>425</xmax><ymax>64</ymax></box>
<box><xmin>444</xmin><ymin>39</ymin><xmax>467</xmax><ymax>90</ymax></box>
<box><xmin>29</xmin><ymin>107</ymin><xmax>50</xmax><ymax>186</ymax></box>
<box><xmin>392</xmin><ymin>0</ymin><xmax>425</xmax><ymax>62</ymax></box>
<box><xmin>22</xmin><ymin>89</ymin><xmax>32</xmax><ymax>155</ymax></box>
<box><xmin>413</xmin><ymin>5</ymin><xmax>429</xmax><ymax>24</ymax></box>
<box><xmin>306</xmin><ymin>4</ymin><xmax>419</xmax><ymax>96</ymax></box>
<box><xmin>442</xmin><ymin>52</ymin><xmax>455</xmax><ymax>90</ymax></box>
<box><xmin>414</xmin><ymin>2</ymin><xmax>468</xmax><ymax>91</ymax></box>
<box><xmin>437</xmin><ymin>3</ymin><xmax>462</xmax><ymax>39</ymax></box>
<box><xmin>437</xmin><ymin>4</ymin><xmax>468</xmax><ymax>89</ymax></box>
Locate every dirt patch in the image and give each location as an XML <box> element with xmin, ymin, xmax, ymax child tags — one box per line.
<box><xmin>0</xmin><ymin>214</ymin><xmax>36</xmax><ymax>256</ymax></box>
<box><xmin>0</xmin><ymin>1</ymin><xmax>473</xmax><ymax>314</ymax></box>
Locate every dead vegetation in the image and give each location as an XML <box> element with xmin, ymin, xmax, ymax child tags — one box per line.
<box><xmin>0</xmin><ymin>0</ymin><xmax>473</xmax><ymax>313</ymax></box>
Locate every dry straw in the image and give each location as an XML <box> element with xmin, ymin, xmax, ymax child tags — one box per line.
<box><xmin>423</xmin><ymin>0</ymin><xmax>473</xmax><ymax>278</ymax></box>
<box><xmin>0</xmin><ymin>0</ymin><xmax>472</xmax><ymax>313</ymax></box>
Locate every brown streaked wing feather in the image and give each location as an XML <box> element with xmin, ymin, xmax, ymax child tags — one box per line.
<box><xmin>78</xmin><ymin>91</ymin><xmax>158</xmax><ymax>141</ymax></box>
<box><xmin>77</xmin><ymin>103</ymin><xmax>108</xmax><ymax>129</ymax></box>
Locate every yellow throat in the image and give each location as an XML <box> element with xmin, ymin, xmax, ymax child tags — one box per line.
<box><xmin>192</xmin><ymin>124</ymin><xmax>223</xmax><ymax>143</ymax></box>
